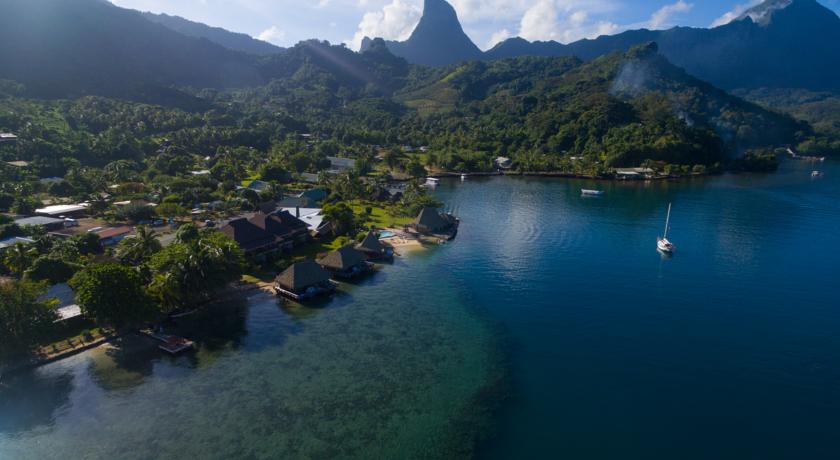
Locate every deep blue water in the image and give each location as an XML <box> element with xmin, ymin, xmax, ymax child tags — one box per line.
<box><xmin>1</xmin><ymin>159</ymin><xmax>838</xmax><ymax>459</ymax></box>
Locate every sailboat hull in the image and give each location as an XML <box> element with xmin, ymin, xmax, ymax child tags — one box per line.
<box><xmin>657</xmin><ymin>237</ymin><xmax>675</xmax><ymax>253</ymax></box>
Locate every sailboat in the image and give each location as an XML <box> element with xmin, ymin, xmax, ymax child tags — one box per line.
<box><xmin>657</xmin><ymin>203</ymin><xmax>676</xmax><ymax>253</ymax></box>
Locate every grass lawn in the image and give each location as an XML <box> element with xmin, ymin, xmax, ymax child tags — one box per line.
<box><xmin>348</xmin><ymin>200</ymin><xmax>414</xmax><ymax>228</ymax></box>
<box><xmin>37</xmin><ymin>324</ymin><xmax>112</xmax><ymax>357</ymax></box>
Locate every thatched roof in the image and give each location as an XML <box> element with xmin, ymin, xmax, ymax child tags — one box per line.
<box><xmin>415</xmin><ymin>207</ymin><xmax>451</xmax><ymax>232</ymax></box>
<box><xmin>318</xmin><ymin>246</ymin><xmax>366</xmax><ymax>270</ymax></box>
<box><xmin>275</xmin><ymin>260</ymin><xmax>331</xmax><ymax>292</ymax></box>
<box><xmin>356</xmin><ymin>230</ymin><xmax>385</xmax><ymax>255</ymax></box>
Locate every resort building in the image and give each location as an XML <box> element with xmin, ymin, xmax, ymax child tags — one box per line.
<box><xmin>220</xmin><ymin>210</ymin><xmax>311</xmax><ymax>256</ymax></box>
<box><xmin>274</xmin><ymin>260</ymin><xmax>335</xmax><ymax>300</ymax></box>
<box><xmin>413</xmin><ymin>207</ymin><xmax>458</xmax><ymax>236</ymax></box>
<box><xmin>318</xmin><ymin>246</ymin><xmax>371</xmax><ymax>279</ymax></box>
<box><xmin>356</xmin><ymin>230</ymin><xmax>393</xmax><ymax>261</ymax></box>
<box><xmin>220</xmin><ymin>217</ymin><xmax>277</xmax><ymax>255</ymax></box>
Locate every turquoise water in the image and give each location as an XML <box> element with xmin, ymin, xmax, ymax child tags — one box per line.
<box><xmin>2</xmin><ymin>159</ymin><xmax>839</xmax><ymax>458</ymax></box>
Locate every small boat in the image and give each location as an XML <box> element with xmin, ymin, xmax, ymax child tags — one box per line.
<box><xmin>460</xmin><ymin>174</ymin><xmax>467</xmax><ymax>181</ymax></box>
<box><xmin>811</xmin><ymin>170</ymin><xmax>824</xmax><ymax>178</ymax></box>
<box><xmin>581</xmin><ymin>189</ymin><xmax>605</xmax><ymax>196</ymax></box>
<box><xmin>425</xmin><ymin>177</ymin><xmax>440</xmax><ymax>187</ymax></box>
<box><xmin>657</xmin><ymin>203</ymin><xmax>676</xmax><ymax>254</ymax></box>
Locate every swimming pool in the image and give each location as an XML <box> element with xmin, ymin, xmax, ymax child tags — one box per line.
<box><xmin>379</xmin><ymin>231</ymin><xmax>396</xmax><ymax>238</ymax></box>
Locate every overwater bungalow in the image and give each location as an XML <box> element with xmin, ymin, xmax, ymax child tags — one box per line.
<box><xmin>355</xmin><ymin>230</ymin><xmax>393</xmax><ymax>261</ymax></box>
<box><xmin>318</xmin><ymin>246</ymin><xmax>372</xmax><ymax>279</ymax></box>
<box><xmin>274</xmin><ymin>260</ymin><xmax>336</xmax><ymax>301</ymax></box>
<box><xmin>412</xmin><ymin>207</ymin><xmax>459</xmax><ymax>239</ymax></box>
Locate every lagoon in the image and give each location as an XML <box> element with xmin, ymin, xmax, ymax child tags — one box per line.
<box><xmin>2</xmin><ymin>159</ymin><xmax>839</xmax><ymax>459</ymax></box>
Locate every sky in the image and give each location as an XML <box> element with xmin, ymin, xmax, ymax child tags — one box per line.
<box><xmin>109</xmin><ymin>0</ymin><xmax>840</xmax><ymax>51</ymax></box>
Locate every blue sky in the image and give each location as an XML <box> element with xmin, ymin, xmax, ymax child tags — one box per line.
<box><xmin>110</xmin><ymin>0</ymin><xmax>840</xmax><ymax>50</ymax></box>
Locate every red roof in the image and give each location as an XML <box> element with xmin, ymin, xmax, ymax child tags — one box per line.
<box><xmin>97</xmin><ymin>226</ymin><xmax>132</xmax><ymax>239</ymax></box>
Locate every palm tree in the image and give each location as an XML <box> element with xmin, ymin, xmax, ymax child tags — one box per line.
<box><xmin>3</xmin><ymin>243</ymin><xmax>36</xmax><ymax>276</ymax></box>
<box><xmin>115</xmin><ymin>226</ymin><xmax>162</xmax><ymax>264</ymax></box>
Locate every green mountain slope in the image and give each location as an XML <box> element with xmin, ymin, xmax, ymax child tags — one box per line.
<box><xmin>0</xmin><ymin>0</ymin><xmax>264</xmax><ymax>99</ymax></box>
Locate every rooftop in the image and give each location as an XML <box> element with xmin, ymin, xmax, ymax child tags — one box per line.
<box><xmin>318</xmin><ymin>246</ymin><xmax>366</xmax><ymax>271</ymax></box>
<box><xmin>13</xmin><ymin>216</ymin><xmax>66</xmax><ymax>227</ymax></box>
<box><xmin>0</xmin><ymin>236</ymin><xmax>35</xmax><ymax>250</ymax></box>
<box><xmin>35</xmin><ymin>203</ymin><xmax>90</xmax><ymax>216</ymax></box>
<box><xmin>96</xmin><ymin>226</ymin><xmax>132</xmax><ymax>239</ymax></box>
<box><xmin>275</xmin><ymin>260</ymin><xmax>331</xmax><ymax>292</ymax></box>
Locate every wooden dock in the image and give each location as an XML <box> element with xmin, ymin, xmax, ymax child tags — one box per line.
<box><xmin>139</xmin><ymin>330</ymin><xmax>194</xmax><ymax>355</ymax></box>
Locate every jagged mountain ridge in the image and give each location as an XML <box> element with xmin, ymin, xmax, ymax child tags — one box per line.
<box><xmin>367</xmin><ymin>0</ymin><xmax>840</xmax><ymax>92</ymax></box>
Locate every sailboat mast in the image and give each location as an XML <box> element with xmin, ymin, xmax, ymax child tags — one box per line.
<box><xmin>664</xmin><ymin>203</ymin><xmax>672</xmax><ymax>239</ymax></box>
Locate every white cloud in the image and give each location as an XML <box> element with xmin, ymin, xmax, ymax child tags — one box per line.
<box><xmin>257</xmin><ymin>26</ymin><xmax>286</xmax><ymax>44</ymax></box>
<box><xmin>518</xmin><ymin>0</ymin><xmax>619</xmax><ymax>44</ymax></box>
<box><xmin>647</xmin><ymin>1</ymin><xmax>693</xmax><ymax>29</ymax></box>
<box><xmin>486</xmin><ymin>28</ymin><xmax>512</xmax><ymax>49</ymax></box>
<box><xmin>711</xmin><ymin>0</ymin><xmax>762</xmax><ymax>27</ymax></box>
<box><xmin>348</xmin><ymin>0</ymin><xmax>422</xmax><ymax>50</ymax></box>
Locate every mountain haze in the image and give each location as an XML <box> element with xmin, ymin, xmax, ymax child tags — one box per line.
<box><xmin>0</xmin><ymin>0</ymin><xmax>264</xmax><ymax>100</ymax></box>
<box><xmin>142</xmin><ymin>12</ymin><xmax>284</xmax><ymax>56</ymax></box>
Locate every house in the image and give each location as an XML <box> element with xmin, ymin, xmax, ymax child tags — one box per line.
<box><xmin>299</xmin><ymin>172</ymin><xmax>319</xmax><ymax>184</ymax></box>
<box><xmin>35</xmin><ymin>203</ymin><xmax>90</xmax><ymax>218</ymax></box>
<box><xmin>356</xmin><ymin>231</ymin><xmax>393</xmax><ymax>261</ymax></box>
<box><xmin>220</xmin><ymin>218</ymin><xmax>277</xmax><ymax>255</ymax></box>
<box><xmin>247</xmin><ymin>180</ymin><xmax>270</xmax><ymax>192</ymax></box>
<box><xmin>0</xmin><ymin>236</ymin><xmax>35</xmax><ymax>251</ymax></box>
<box><xmin>318</xmin><ymin>246</ymin><xmax>371</xmax><ymax>279</ymax></box>
<box><xmin>413</xmin><ymin>207</ymin><xmax>458</xmax><ymax>238</ymax></box>
<box><xmin>249</xmin><ymin>211</ymin><xmax>311</xmax><ymax>250</ymax></box>
<box><xmin>96</xmin><ymin>226</ymin><xmax>132</xmax><ymax>246</ymax></box>
<box><xmin>277</xmin><ymin>196</ymin><xmax>318</xmax><ymax>209</ymax></box>
<box><xmin>279</xmin><ymin>206</ymin><xmax>326</xmax><ymax>234</ymax></box>
<box><xmin>220</xmin><ymin>210</ymin><xmax>311</xmax><ymax>256</ymax></box>
<box><xmin>13</xmin><ymin>216</ymin><xmax>66</xmax><ymax>231</ymax></box>
<box><xmin>327</xmin><ymin>156</ymin><xmax>357</xmax><ymax>173</ymax></box>
<box><xmin>274</xmin><ymin>261</ymin><xmax>335</xmax><ymax>301</ymax></box>
<box><xmin>39</xmin><ymin>283</ymin><xmax>82</xmax><ymax>323</ymax></box>
<box><xmin>0</xmin><ymin>133</ymin><xmax>18</xmax><ymax>143</ymax></box>
<box><xmin>614</xmin><ymin>167</ymin><xmax>655</xmax><ymax>180</ymax></box>
<box><xmin>297</xmin><ymin>188</ymin><xmax>327</xmax><ymax>203</ymax></box>
<box><xmin>494</xmin><ymin>157</ymin><xmax>512</xmax><ymax>169</ymax></box>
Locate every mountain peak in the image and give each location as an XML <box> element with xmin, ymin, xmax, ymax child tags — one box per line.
<box><xmin>393</xmin><ymin>0</ymin><xmax>481</xmax><ymax>66</ymax></box>
<box><xmin>737</xmin><ymin>0</ymin><xmax>837</xmax><ymax>26</ymax></box>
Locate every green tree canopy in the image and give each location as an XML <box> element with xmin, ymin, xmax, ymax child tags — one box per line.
<box><xmin>70</xmin><ymin>264</ymin><xmax>155</xmax><ymax>327</ymax></box>
<box><xmin>0</xmin><ymin>279</ymin><xmax>57</xmax><ymax>361</ymax></box>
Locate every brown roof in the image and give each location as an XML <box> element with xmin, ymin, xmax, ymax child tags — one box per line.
<box><xmin>415</xmin><ymin>207</ymin><xmax>452</xmax><ymax>232</ymax></box>
<box><xmin>97</xmin><ymin>226</ymin><xmax>132</xmax><ymax>239</ymax></box>
<box><xmin>318</xmin><ymin>246</ymin><xmax>366</xmax><ymax>270</ymax></box>
<box><xmin>275</xmin><ymin>260</ymin><xmax>331</xmax><ymax>292</ymax></box>
<box><xmin>356</xmin><ymin>230</ymin><xmax>385</xmax><ymax>255</ymax></box>
<box><xmin>220</xmin><ymin>218</ymin><xmax>275</xmax><ymax>252</ymax></box>
<box><xmin>249</xmin><ymin>211</ymin><xmax>309</xmax><ymax>239</ymax></box>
